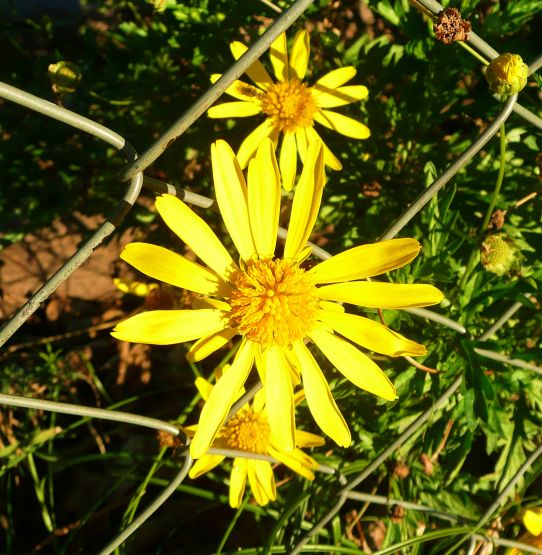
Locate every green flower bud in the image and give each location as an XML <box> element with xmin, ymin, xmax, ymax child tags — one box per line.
<box><xmin>480</xmin><ymin>234</ymin><xmax>518</xmax><ymax>275</ymax></box>
<box><xmin>48</xmin><ymin>61</ymin><xmax>82</xmax><ymax>94</ymax></box>
<box><xmin>485</xmin><ymin>53</ymin><xmax>528</xmax><ymax>96</ymax></box>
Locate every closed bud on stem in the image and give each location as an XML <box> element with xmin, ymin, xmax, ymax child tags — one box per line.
<box><xmin>480</xmin><ymin>234</ymin><xmax>518</xmax><ymax>275</ymax></box>
<box><xmin>485</xmin><ymin>53</ymin><xmax>528</xmax><ymax>96</ymax></box>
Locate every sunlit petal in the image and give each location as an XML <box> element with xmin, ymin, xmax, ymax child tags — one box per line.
<box><xmin>248</xmin><ymin>460</ymin><xmax>276</xmax><ymax>505</ymax></box>
<box><xmin>284</xmin><ymin>141</ymin><xmax>325</xmax><ymax>260</ymax></box>
<box><xmin>317</xmin><ymin>309</ymin><xmax>427</xmax><ymax>356</ymax></box>
<box><xmin>210</xmin><ymin>74</ymin><xmax>263</xmax><ymax>101</ymax></box>
<box><xmin>121</xmin><ymin>242</ymin><xmax>226</xmax><ymax>296</ymax></box>
<box><xmin>289</xmin><ymin>29</ymin><xmax>309</xmax><ymax>80</ymax></box>
<box><xmin>111</xmin><ymin>309</ymin><xmax>226</xmax><ymax>345</ymax></box>
<box><xmin>524</xmin><ymin>508</ymin><xmax>542</xmax><ymax>536</ymax></box>
<box><xmin>314</xmin><ymin>67</ymin><xmax>357</xmax><ymax>89</ymax></box>
<box><xmin>229</xmin><ymin>457</ymin><xmax>248</xmax><ymax>508</ymax></box>
<box><xmin>312</xmin><ymin>85</ymin><xmax>369</xmax><ymax>108</ymax></box>
<box><xmin>248</xmin><ymin>138</ymin><xmax>280</xmax><ymax>257</ymax></box>
<box><xmin>318</xmin><ymin>282</ymin><xmax>444</xmax><ymax>309</ymax></box>
<box><xmin>264</xmin><ymin>347</ymin><xmax>295</xmax><ymax>451</ymax></box>
<box><xmin>270</xmin><ymin>32</ymin><xmax>289</xmax><ymax>81</ymax></box>
<box><xmin>155</xmin><ymin>194</ymin><xmax>234</xmax><ymax>280</ymax></box>
<box><xmin>211</xmin><ymin>140</ymin><xmax>256</xmax><ymax>260</ymax></box>
<box><xmin>189</xmin><ymin>454</ymin><xmax>224</xmax><ymax>478</ymax></box>
<box><xmin>207</xmin><ymin>101</ymin><xmax>262</xmax><ymax>118</ymax></box>
<box><xmin>237</xmin><ymin>119</ymin><xmax>276</xmax><ymax>169</ymax></box>
<box><xmin>310</xmin><ymin>328</ymin><xmax>397</xmax><ymax>401</ymax></box>
<box><xmin>292</xmin><ymin>341</ymin><xmax>351</xmax><ymax>447</ymax></box>
<box><xmin>305</xmin><ymin>126</ymin><xmax>342</xmax><ymax>170</ymax></box>
<box><xmin>279</xmin><ymin>132</ymin><xmax>298</xmax><ymax>192</ymax></box>
<box><xmin>314</xmin><ymin>109</ymin><xmax>370</xmax><ymax>139</ymax></box>
<box><xmin>269</xmin><ymin>445</ymin><xmax>317</xmax><ymax>480</ymax></box>
<box><xmin>309</xmin><ymin>238</ymin><xmax>421</xmax><ymax>283</ymax></box>
<box><xmin>295</xmin><ymin>429</ymin><xmax>325</xmax><ymax>448</ymax></box>
<box><xmin>187</xmin><ymin>328</ymin><xmax>237</xmax><ymax>362</ymax></box>
<box><xmin>190</xmin><ymin>341</ymin><xmax>255</xmax><ymax>459</ymax></box>
<box><xmin>230</xmin><ymin>41</ymin><xmax>273</xmax><ymax>90</ymax></box>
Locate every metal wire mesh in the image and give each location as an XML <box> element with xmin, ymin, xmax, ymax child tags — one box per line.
<box><xmin>1</xmin><ymin>0</ymin><xmax>541</xmax><ymax>552</ymax></box>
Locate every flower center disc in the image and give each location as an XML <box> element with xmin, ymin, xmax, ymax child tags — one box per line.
<box><xmin>260</xmin><ymin>80</ymin><xmax>317</xmax><ymax>132</ymax></box>
<box><xmin>221</xmin><ymin>408</ymin><xmax>269</xmax><ymax>453</ymax></box>
<box><xmin>229</xmin><ymin>258</ymin><xmax>319</xmax><ymax>348</ymax></box>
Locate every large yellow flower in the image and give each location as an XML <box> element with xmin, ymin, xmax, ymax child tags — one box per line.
<box><xmin>185</xmin><ymin>376</ymin><xmax>323</xmax><ymax>508</ymax></box>
<box><xmin>208</xmin><ymin>30</ymin><xmax>370</xmax><ymax>190</ymax></box>
<box><xmin>112</xmin><ymin>138</ymin><xmax>443</xmax><ymax>458</ymax></box>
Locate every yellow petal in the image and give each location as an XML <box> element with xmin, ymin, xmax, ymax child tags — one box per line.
<box><xmin>248</xmin><ymin>460</ymin><xmax>276</xmax><ymax>506</ymax></box>
<box><xmin>279</xmin><ymin>132</ymin><xmax>298</xmax><ymax>192</ymax></box>
<box><xmin>187</xmin><ymin>328</ymin><xmax>237</xmax><ymax>362</ymax></box>
<box><xmin>312</xmin><ymin>85</ymin><xmax>369</xmax><ymax>108</ymax></box>
<box><xmin>207</xmin><ymin>101</ymin><xmax>262</xmax><ymax>118</ymax></box>
<box><xmin>189</xmin><ymin>454</ymin><xmax>224</xmax><ymax>478</ymax></box>
<box><xmin>309</xmin><ymin>238</ymin><xmax>421</xmax><ymax>283</ymax></box>
<box><xmin>121</xmin><ymin>242</ymin><xmax>226</xmax><ymax>296</ymax></box>
<box><xmin>318</xmin><ymin>282</ymin><xmax>444</xmax><ymax>309</ymax></box>
<box><xmin>523</xmin><ymin>508</ymin><xmax>542</xmax><ymax>536</ymax></box>
<box><xmin>310</xmin><ymin>328</ymin><xmax>397</xmax><ymax>401</ymax></box>
<box><xmin>211</xmin><ymin>140</ymin><xmax>256</xmax><ymax>260</ymax></box>
<box><xmin>229</xmin><ymin>457</ymin><xmax>248</xmax><ymax>508</ymax></box>
<box><xmin>155</xmin><ymin>194</ymin><xmax>234</xmax><ymax>280</ymax></box>
<box><xmin>317</xmin><ymin>309</ymin><xmax>427</xmax><ymax>356</ymax></box>
<box><xmin>264</xmin><ymin>347</ymin><xmax>295</xmax><ymax>451</ymax></box>
<box><xmin>289</xmin><ymin>29</ymin><xmax>310</xmax><ymax>80</ymax></box>
<box><xmin>248</xmin><ymin>138</ymin><xmax>280</xmax><ymax>257</ymax></box>
<box><xmin>305</xmin><ymin>126</ymin><xmax>342</xmax><ymax>171</ymax></box>
<box><xmin>270</xmin><ymin>32</ymin><xmax>288</xmax><ymax>81</ymax></box>
<box><xmin>237</xmin><ymin>119</ymin><xmax>277</xmax><ymax>169</ymax></box>
<box><xmin>315</xmin><ymin>67</ymin><xmax>357</xmax><ymax>89</ymax></box>
<box><xmin>230</xmin><ymin>41</ymin><xmax>273</xmax><ymax>90</ymax></box>
<box><xmin>269</xmin><ymin>445</ymin><xmax>318</xmax><ymax>480</ymax></box>
<box><xmin>284</xmin><ymin>141</ymin><xmax>325</xmax><ymax>260</ymax></box>
<box><xmin>314</xmin><ymin>109</ymin><xmax>370</xmax><ymax>139</ymax></box>
<box><xmin>111</xmin><ymin>309</ymin><xmax>226</xmax><ymax>345</ymax></box>
<box><xmin>292</xmin><ymin>341</ymin><xmax>351</xmax><ymax>447</ymax></box>
<box><xmin>295</xmin><ymin>429</ymin><xmax>325</xmax><ymax>448</ymax></box>
<box><xmin>210</xmin><ymin>75</ymin><xmax>263</xmax><ymax>101</ymax></box>
<box><xmin>190</xmin><ymin>341</ymin><xmax>255</xmax><ymax>459</ymax></box>
<box><xmin>295</xmin><ymin>127</ymin><xmax>308</xmax><ymax>162</ymax></box>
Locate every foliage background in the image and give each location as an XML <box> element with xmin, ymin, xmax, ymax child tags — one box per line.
<box><xmin>0</xmin><ymin>0</ymin><xmax>541</xmax><ymax>553</ymax></box>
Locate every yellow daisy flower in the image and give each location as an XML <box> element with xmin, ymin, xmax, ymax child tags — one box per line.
<box><xmin>185</xmin><ymin>376</ymin><xmax>323</xmax><ymax>508</ymax></box>
<box><xmin>112</xmin><ymin>138</ymin><xmax>443</xmax><ymax>458</ymax></box>
<box><xmin>208</xmin><ymin>30</ymin><xmax>370</xmax><ymax>191</ymax></box>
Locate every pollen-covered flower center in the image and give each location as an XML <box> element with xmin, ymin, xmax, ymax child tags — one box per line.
<box><xmin>260</xmin><ymin>80</ymin><xmax>317</xmax><ymax>132</ymax></box>
<box><xmin>222</xmin><ymin>408</ymin><xmax>270</xmax><ymax>454</ymax></box>
<box><xmin>229</xmin><ymin>258</ymin><xmax>319</xmax><ymax>347</ymax></box>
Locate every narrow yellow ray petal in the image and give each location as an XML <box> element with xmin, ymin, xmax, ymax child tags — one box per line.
<box><xmin>317</xmin><ymin>309</ymin><xmax>427</xmax><ymax>356</ymax></box>
<box><xmin>230</xmin><ymin>41</ymin><xmax>273</xmax><ymax>90</ymax></box>
<box><xmin>309</xmin><ymin>238</ymin><xmax>421</xmax><ymax>283</ymax></box>
<box><xmin>187</xmin><ymin>328</ymin><xmax>237</xmax><ymax>362</ymax></box>
<box><xmin>269</xmin><ymin>445</ymin><xmax>318</xmax><ymax>480</ymax></box>
<box><xmin>269</xmin><ymin>32</ymin><xmax>288</xmax><ymax>81</ymax></box>
<box><xmin>295</xmin><ymin>429</ymin><xmax>325</xmax><ymax>448</ymax></box>
<box><xmin>210</xmin><ymin>74</ymin><xmax>263</xmax><ymax>100</ymax></box>
<box><xmin>295</xmin><ymin>127</ymin><xmax>308</xmax><ymax>162</ymax></box>
<box><xmin>524</xmin><ymin>509</ymin><xmax>542</xmax><ymax>536</ymax></box>
<box><xmin>237</xmin><ymin>118</ymin><xmax>276</xmax><ymax>168</ymax></box>
<box><xmin>289</xmin><ymin>29</ymin><xmax>309</xmax><ymax>80</ymax></box>
<box><xmin>207</xmin><ymin>101</ymin><xmax>262</xmax><ymax>118</ymax></box>
<box><xmin>279</xmin><ymin>131</ymin><xmax>298</xmax><ymax>192</ymax></box>
<box><xmin>264</xmin><ymin>347</ymin><xmax>295</xmax><ymax>451</ymax></box>
<box><xmin>312</xmin><ymin>85</ymin><xmax>369</xmax><ymax>108</ymax></box>
<box><xmin>310</xmin><ymin>328</ymin><xmax>397</xmax><ymax>401</ymax></box>
<box><xmin>284</xmin><ymin>141</ymin><xmax>325</xmax><ymax>260</ymax></box>
<box><xmin>292</xmin><ymin>341</ymin><xmax>351</xmax><ymax>447</ymax></box>
<box><xmin>247</xmin><ymin>138</ymin><xmax>280</xmax><ymax>257</ymax></box>
<box><xmin>305</xmin><ymin>126</ymin><xmax>342</xmax><ymax>170</ymax></box>
<box><xmin>229</xmin><ymin>457</ymin><xmax>248</xmax><ymax>508</ymax></box>
<box><xmin>190</xmin><ymin>341</ymin><xmax>255</xmax><ymax>459</ymax></box>
<box><xmin>189</xmin><ymin>454</ymin><xmax>225</xmax><ymax>478</ymax></box>
<box><xmin>315</xmin><ymin>67</ymin><xmax>357</xmax><ymax>89</ymax></box>
<box><xmin>314</xmin><ymin>109</ymin><xmax>371</xmax><ymax>139</ymax></box>
<box><xmin>248</xmin><ymin>460</ymin><xmax>276</xmax><ymax>506</ymax></box>
<box><xmin>211</xmin><ymin>140</ymin><xmax>256</xmax><ymax>260</ymax></box>
<box><xmin>155</xmin><ymin>194</ymin><xmax>234</xmax><ymax>280</ymax></box>
<box><xmin>121</xmin><ymin>242</ymin><xmax>226</xmax><ymax>296</ymax></box>
<box><xmin>317</xmin><ymin>282</ymin><xmax>444</xmax><ymax>309</ymax></box>
<box><xmin>111</xmin><ymin>309</ymin><xmax>226</xmax><ymax>345</ymax></box>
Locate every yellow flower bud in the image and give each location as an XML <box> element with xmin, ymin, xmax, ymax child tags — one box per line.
<box><xmin>485</xmin><ymin>53</ymin><xmax>528</xmax><ymax>96</ymax></box>
<box><xmin>480</xmin><ymin>234</ymin><xmax>518</xmax><ymax>275</ymax></box>
<box><xmin>48</xmin><ymin>61</ymin><xmax>82</xmax><ymax>94</ymax></box>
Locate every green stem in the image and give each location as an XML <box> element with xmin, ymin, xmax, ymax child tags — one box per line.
<box><xmin>459</xmin><ymin>122</ymin><xmax>507</xmax><ymax>289</ymax></box>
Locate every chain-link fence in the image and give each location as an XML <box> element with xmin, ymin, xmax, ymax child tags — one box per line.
<box><xmin>1</xmin><ymin>0</ymin><xmax>542</xmax><ymax>553</ymax></box>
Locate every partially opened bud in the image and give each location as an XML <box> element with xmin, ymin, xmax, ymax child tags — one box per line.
<box><xmin>485</xmin><ymin>53</ymin><xmax>528</xmax><ymax>96</ymax></box>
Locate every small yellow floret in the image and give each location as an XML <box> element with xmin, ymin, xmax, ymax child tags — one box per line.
<box><xmin>220</xmin><ymin>408</ymin><xmax>270</xmax><ymax>453</ymax></box>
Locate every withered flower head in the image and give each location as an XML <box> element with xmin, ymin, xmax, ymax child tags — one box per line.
<box><xmin>433</xmin><ymin>8</ymin><xmax>471</xmax><ymax>44</ymax></box>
